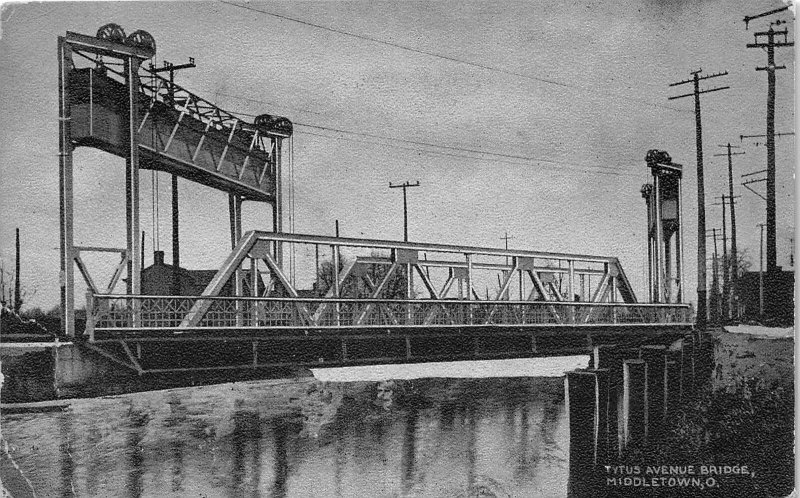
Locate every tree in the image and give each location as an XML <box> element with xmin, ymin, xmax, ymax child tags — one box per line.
<box><xmin>709</xmin><ymin>249</ymin><xmax>753</xmax><ymax>322</ymax></box>
<box><xmin>0</xmin><ymin>258</ymin><xmax>34</xmax><ymax>312</ymax></box>
<box><xmin>315</xmin><ymin>253</ymin><xmax>409</xmax><ymax>299</ymax></box>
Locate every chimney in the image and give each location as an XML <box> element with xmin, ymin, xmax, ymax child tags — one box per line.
<box><xmin>154</xmin><ymin>250</ymin><xmax>165</xmax><ymax>266</ymax></box>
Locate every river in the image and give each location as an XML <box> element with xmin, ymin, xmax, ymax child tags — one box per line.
<box><xmin>1</xmin><ymin>357</ymin><xmax>587</xmax><ymax>497</ymax></box>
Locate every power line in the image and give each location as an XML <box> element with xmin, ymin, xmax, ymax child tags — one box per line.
<box><xmin>296</xmin><ymin>128</ymin><xmax>627</xmax><ymax>177</ymax></box>
<box><xmin>294</xmin><ymin>122</ymin><xmax>629</xmax><ymax>173</ymax></box>
<box><xmin>215</xmin><ymin>91</ymin><xmax>325</xmax><ymax>116</ymax></box>
<box><xmin>221</xmin><ymin>96</ymin><xmax>630</xmax><ymax>176</ymax></box>
<box><xmin>217</xmin><ymin>0</ymin><xmax>689</xmax><ymax>114</ymax></box>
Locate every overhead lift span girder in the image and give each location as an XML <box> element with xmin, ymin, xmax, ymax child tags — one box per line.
<box><xmin>67</xmin><ymin>66</ymin><xmax>280</xmax><ymax>202</ymax></box>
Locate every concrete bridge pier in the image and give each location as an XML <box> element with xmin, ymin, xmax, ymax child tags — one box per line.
<box><xmin>620</xmin><ymin>358</ymin><xmax>648</xmax><ymax>452</ymax></box>
<box><xmin>662</xmin><ymin>347</ymin><xmax>682</xmax><ymax>405</ymax></box>
<box><xmin>568</xmin><ymin>336</ymin><xmax>706</xmax><ymax>496</ymax></box>
<box><xmin>565</xmin><ymin>368</ymin><xmax>610</xmax><ymax>497</ymax></box>
<box><xmin>680</xmin><ymin>335</ymin><xmax>697</xmax><ymax>400</ymax></box>
<box><xmin>640</xmin><ymin>345</ymin><xmax>667</xmax><ymax>440</ymax></box>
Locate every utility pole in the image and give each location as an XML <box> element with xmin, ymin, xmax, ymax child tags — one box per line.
<box><xmin>713</xmin><ymin>195</ymin><xmax>741</xmax><ymax>321</ymax></box>
<box><xmin>757</xmin><ymin>223</ymin><xmax>765</xmax><ymax>318</ymax></box>
<box><xmin>706</xmin><ymin>229</ymin><xmax>720</xmax><ymax>323</ymax></box>
<box><xmin>713</xmin><ymin>197</ymin><xmax>729</xmax><ymax>321</ymax></box>
<box><xmin>669</xmin><ymin>69</ymin><xmax>729</xmax><ymax>329</ymax></box>
<box><xmin>500</xmin><ymin>231</ymin><xmax>515</xmax><ymax>299</ymax></box>
<box><xmin>14</xmin><ymin>228</ymin><xmax>21</xmax><ymax>313</ymax></box>
<box><xmin>500</xmin><ymin>231</ymin><xmax>514</xmax><ymax>264</ymax></box>
<box><xmin>389</xmin><ymin>181</ymin><xmax>421</xmax><ymax>242</ymax></box>
<box><xmin>149</xmin><ymin>58</ymin><xmax>196</xmax><ymax>106</ymax></box>
<box><xmin>747</xmin><ymin>24</ymin><xmax>792</xmax><ymax>276</ymax></box>
<box><xmin>500</xmin><ymin>231</ymin><xmax>514</xmax><ymax>251</ymax></box>
<box><xmin>150</xmin><ymin>58</ymin><xmax>195</xmax><ymax>293</ymax></box>
<box><xmin>713</xmin><ymin>144</ymin><xmax>745</xmax><ymax>305</ymax></box>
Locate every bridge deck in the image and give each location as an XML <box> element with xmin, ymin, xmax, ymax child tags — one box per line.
<box><xmin>83</xmin><ymin>294</ymin><xmax>691</xmax><ymax>374</ymax></box>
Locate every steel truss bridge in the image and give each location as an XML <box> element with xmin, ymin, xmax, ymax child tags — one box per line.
<box><xmin>84</xmin><ymin>233</ymin><xmax>692</xmax><ymax>374</ymax></box>
<box><xmin>57</xmin><ymin>27</ymin><xmax>691</xmax><ymax>375</ymax></box>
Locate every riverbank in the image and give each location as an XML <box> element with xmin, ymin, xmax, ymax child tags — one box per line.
<box><xmin>711</xmin><ymin>325</ymin><xmax>794</xmax><ymax>391</ymax></box>
<box><xmin>618</xmin><ymin>326</ymin><xmax>794</xmax><ymax>497</ymax></box>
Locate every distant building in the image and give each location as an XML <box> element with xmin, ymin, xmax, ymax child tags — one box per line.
<box><xmin>139</xmin><ymin>251</ymin><xmax>322</xmax><ymax>298</ymax></box>
<box><xmin>736</xmin><ymin>268</ymin><xmax>794</xmax><ymax>324</ymax></box>
<box><xmin>140</xmin><ymin>251</ymin><xmax>240</xmax><ymax>296</ymax></box>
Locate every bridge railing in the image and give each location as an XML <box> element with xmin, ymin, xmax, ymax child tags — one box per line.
<box><xmin>86</xmin><ymin>294</ymin><xmax>692</xmax><ymax>337</ymax></box>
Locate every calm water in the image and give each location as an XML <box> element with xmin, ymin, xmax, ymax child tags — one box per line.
<box><xmin>2</xmin><ymin>370</ymin><xmax>572</xmax><ymax>497</ymax></box>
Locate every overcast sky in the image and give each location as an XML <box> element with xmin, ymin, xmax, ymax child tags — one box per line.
<box><xmin>0</xmin><ymin>0</ymin><xmax>794</xmax><ymax>310</ymax></box>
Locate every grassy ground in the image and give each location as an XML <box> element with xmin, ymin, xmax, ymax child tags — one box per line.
<box><xmin>710</xmin><ymin>327</ymin><xmax>794</xmax><ymax>393</ymax></box>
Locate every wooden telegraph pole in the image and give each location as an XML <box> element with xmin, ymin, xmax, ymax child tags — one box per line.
<box><xmin>713</xmin><ymin>144</ymin><xmax>744</xmax><ymax>317</ymax></box>
<box><xmin>389</xmin><ymin>181</ymin><xmax>421</xmax><ymax>242</ymax></box>
<box><xmin>669</xmin><ymin>70</ymin><xmax>729</xmax><ymax>329</ymax></box>
<box><xmin>746</xmin><ymin>22</ymin><xmax>792</xmax><ymax>279</ymax></box>
<box><xmin>150</xmin><ymin>58</ymin><xmax>196</xmax><ymax>293</ymax></box>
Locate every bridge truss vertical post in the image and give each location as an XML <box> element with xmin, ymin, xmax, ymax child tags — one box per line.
<box><xmin>58</xmin><ymin>37</ymin><xmax>75</xmax><ymax>336</ymax></box>
<box><xmin>333</xmin><ymin>241</ymin><xmax>341</xmax><ymax>326</ymax></box>
<box><xmin>229</xmin><ymin>194</ymin><xmax>243</xmax><ymax>323</ymax></box>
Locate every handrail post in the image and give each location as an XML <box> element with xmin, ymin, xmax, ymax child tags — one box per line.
<box><xmin>465</xmin><ymin>253</ymin><xmax>473</xmax><ymax>324</ymax></box>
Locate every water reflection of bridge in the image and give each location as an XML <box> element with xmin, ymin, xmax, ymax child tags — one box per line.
<box><xmin>7</xmin><ymin>378</ymin><xmax>569</xmax><ymax>497</ymax></box>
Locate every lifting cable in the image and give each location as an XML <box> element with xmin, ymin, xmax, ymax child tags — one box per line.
<box><xmin>149</xmin><ymin>70</ymin><xmax>160</xmax><ymax>253</ymax></box>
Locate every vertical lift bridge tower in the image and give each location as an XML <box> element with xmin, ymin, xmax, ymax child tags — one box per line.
<box><xmin>641</xmin><ymin>150</ymin><xmax>685</xmax><ymax>303</ymax></box>
<box><xmin>58</xmin><ymin>24</ymin><xmax>293</xmax><ymax>336</ymax></box>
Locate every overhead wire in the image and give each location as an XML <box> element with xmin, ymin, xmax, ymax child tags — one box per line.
<box><xmin>296</xmin><ymin>127</ymin><xmax>626</xmax><ymax>177</ymax></box>
<box><xmin>217</xmin><ymin>97</ymin><xmax>632</xmax><ymax>176</ymax></box>
<box><xmin>217</xmin><ymin>0</ymin><xmax>690</xmax><ymax>114</ymax></box>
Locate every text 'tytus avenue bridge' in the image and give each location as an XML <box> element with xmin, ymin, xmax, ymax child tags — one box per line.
<box><xmin>57</xmin><ymin>26</ymin><xmax>691</xmax><ymax>374</ymax></box>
